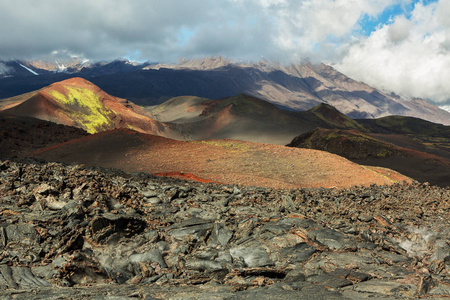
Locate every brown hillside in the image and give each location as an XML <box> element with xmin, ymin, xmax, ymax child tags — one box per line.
<box><xmin>1</xmin><ymin>78</ymin><xmax>177</xmax><ymax>137</ymax></box>
<box><xmin>33</xmin><ymin>129</ymin><xmax>411</xmax><ymax>189</ymax></box>
<box><xmin>148</xmin><ymin>94</ymin><xmax>318</xmax><ymax>145</ymax></box>
<box><xmin>2</xmin><ymin>92</ymin><xmax>65</xmax><ymax>124</ymax></box>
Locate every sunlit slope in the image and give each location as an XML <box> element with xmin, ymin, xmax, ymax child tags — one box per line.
<box><xmin>1</xmin><ymin>78</ymin><xmax>176</xmax><ymax>137</ymax></box>
<box><xmin>33</xmin><ymin>128</ymin><xmax>411</xmax><ymax>189</ymax></box>
<box><xmin>46</xmin><ymin>84</ymin><xmax>115</xmax><ymax>133</ymax></box>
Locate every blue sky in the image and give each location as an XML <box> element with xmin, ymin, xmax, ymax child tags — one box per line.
<box><xmin>359</xmin><ymin>0</ymin><xmax>438</xmax><ymax>36</ymax></box>
<box><xmin>359</xmin><ymin>3</ymin><xmax>410</xmax><ymax>35</ymax></box>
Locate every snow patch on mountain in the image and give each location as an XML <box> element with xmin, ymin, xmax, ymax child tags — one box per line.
<box><xmin>17</xmin><ymin>62</ymin><xmax>39</xmax><ymax>75</ymax></box>
<box><xmin>55</xmin><ymin>61</ymin><xmax>67</xmax><ymax>72</ymax></box>
<box><xmin>440</xmin><ymin>105</ymin><xmax>450</xmax><ymax>113</ymax></box>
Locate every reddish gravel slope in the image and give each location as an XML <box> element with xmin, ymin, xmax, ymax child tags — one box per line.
<box><xmin>33</xmin><ymin>129</ymin><xmax>411</xmax><ymax>189</ymax></box>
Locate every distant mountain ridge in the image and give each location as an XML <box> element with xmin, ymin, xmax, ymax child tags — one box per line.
<box><xmin>0</xmin><ymin>58</ymin><xmax>147</xmax><ymax>77</ymax></box>
<box><xmin>1</xmin><ymin>57</ymin><xmax>449</xmax><ymax>125</ymax></box>
<box><xmin>145</xmin><ymin>57</ymin><xmax>450</xmax><ymax>124</ymax></box>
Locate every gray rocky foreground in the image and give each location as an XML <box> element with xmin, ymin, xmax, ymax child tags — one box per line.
<box><xmin>0</xmin><ymin>158</ymin><xmax>449</xmax><ymax>299</ymax></box>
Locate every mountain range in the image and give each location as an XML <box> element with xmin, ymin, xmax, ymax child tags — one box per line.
<box><xmin>1</xmin><ymin>57</ymin><xmax>449</xmax><ymax>125</ymax></box>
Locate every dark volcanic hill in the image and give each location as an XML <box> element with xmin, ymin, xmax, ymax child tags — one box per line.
<box><xmin>299</xmin><ymin>103</ymin><xmax>366</xmax><ymax>131</ymax></box>
<box><xmin>1</xmin><ymin>57</ymin><xmax>449</xmax><ymax>125</ymax></box>
<box><xmin>288</xmin><ymin>127</ymin><xmax>450</xmax><ymax>187</ymax></box>
<box><xmin>287</xmin><ymin>128</ymin><xmax>403</xmax><ymax>159</ymax></box>
<box><xmin>148</xmin><ymin>95</ymin><xmax>367</xmax><ymax>145</ymax></box>
<box><xmin>0</xmin><ymin>114</ymin><xmax>88</xmax><ymax>158</ymax></box>
<box><xmin>358</xmin><ymin>116</ymin><xmax>450</xmax><ymax>160</ymax></box>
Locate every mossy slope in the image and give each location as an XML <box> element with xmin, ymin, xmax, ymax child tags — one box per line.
<box><xmin>287</xmin><ymin>128</ymin><xmax>402</xmax><ymax>159</ymax></box>
<box><xmin>359</xmin><ymin>116</ymin><xmax>450</xmax><ymax>152</ymax></box>
<box><xmin>0</xmin><ymin>78</ymin><xmax>173</xmax><ymax>136</ymax></box>
<box><xmin>48</xmin><ymin>86</ymin><xmax>116</xmax><ymax>134</ymax></box>
<box><xmin>301</xmin><ymin>103</ymin><xmax>367</xmax><ymax>131</ymax></box>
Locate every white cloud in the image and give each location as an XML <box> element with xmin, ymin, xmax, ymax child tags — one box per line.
<box><xmin>243</xmin><ymin>0</ymin><xmax>397</xmax><ymax>62</ymax></box>
<box><xmin>440</xmin><ymin>105</ymin><xmax>450</xmax><ymax>112</ymax></box>
<box><xmin>0</xmin><ymin>62</ymin><xmax>12</xmax><ymax>75</ymax></box>
<box><xmin>388</xmin><ymin>16</ymin><xmax>412</xmax><ymax>42</ymax></box>
<box><xmin>1</xmin><ymin>0</ymin><xmax>449</xmax><ymax>105</ymax></box>
<box><xmin>335</xmin><ymin>0</ymin><xmax>450</xmax><ymax>104</ymax></box>
<box><xmin>0</xmin><ymin>0</ymin><xmax>395</xmax><ymax>63</ymax></box>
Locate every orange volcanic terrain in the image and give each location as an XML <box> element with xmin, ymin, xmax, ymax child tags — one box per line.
<box><xmin>33</xmin><ymin>129</ymin><xmax>411</xmax><ymax>189</ymax></box>
<box><xmin>0</xmin><ymin>78</ymin><xmax>177</xmax><ymax>137</ymax></box>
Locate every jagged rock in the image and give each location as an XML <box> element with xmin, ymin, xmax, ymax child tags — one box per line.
<box><xmin>347</xmin><ymin>280</ymin><xmax>416</xmax><ymax>298</ymax></box>
<box><xmin>0</xmin><ymin>265</ymin><xmax>18</xmax><ymax>288</ymax></box>
<box><xmin>308</xmin><ymin>228</ymin><xmax>356</xmax><ymax>250</ymax></box>
<box><xmin>167</xmin><ymin>218</ymin><xmax>213</xmax><ymax>241</ymax></box>
<box><xmin>184</xmin><ymin>259</ymin><xmax>225</xmax><ymax>272</ymax></box>
<box><xmin>230</xmin><ymin>246</ymin><xmax>273</xmax><ymax>268</ymax></box>
<box><xmin>280</xmin><ymin>243</ymin><xmax>317</xmax><ymax>263</ymax></box>
<box><xmin>428</xmin><ymin>282</ymin><xmax>450</xmax><ymax>296</ymax></box>
<box><xmin>284</xmin><ymin>269</ymin><xmax>306</xmax><ymax>282</ymax></box>
<box><xmin>307</xmin><ymin>273</ymin><xmax>353</xmax><ymax>289</ymax></box>
<box><xmin>130</xmin><ymin>249</ymin><xmax>167</xmax><ymax>268</ymax></box>
<box><xmin>0</xmin><ymin>159</ymin><xmax>448</xmax><ymax>299</ymax></box>
<box><xmin>4</xmin><ymin>224</ymin><xmax>38</xmax><ymax>245</ymax></box>
<box><xmin>208</xmin><ymin>222</ymin><xmax>233</xmax><ymax>247</ymax></box>
<box><xmin>89</xmin><ymin>215</ymin><xmax>146</xmax><ymax>244</ymax></box>
<box><xmin>0</xmin><ymin>265</ymin><xmax>50</xmax><ymax>289</ymax></box>
<box><xmin>329</xmin><ymin>268</ymin><xmax>371</xmax><ymax>283</ymax></box>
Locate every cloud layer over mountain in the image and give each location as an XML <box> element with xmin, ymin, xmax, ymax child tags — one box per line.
<box><xmin>335</xmin><ymin>1</ymin><xmax>450</xmax><ymax>105</ymax></box>
<box><xmin>1</xmin><ymin>0</ymin><xmax>449</xmax><ymax>106</ymax></box>
<box><xmin>0</xmin><ymin>0</ymin><xmax>392</xmax><ymax>62</ymax></box>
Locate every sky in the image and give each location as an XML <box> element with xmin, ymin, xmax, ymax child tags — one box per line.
<box><xmin>1</xmin><ymin>0</ymin><xmax>450</xmax><ymax>108</ymax></box>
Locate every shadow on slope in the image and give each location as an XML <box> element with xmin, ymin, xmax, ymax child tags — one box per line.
<box><xmin>0</xmin><ymin>114</ymin><xmax>88</xmax><ymax>159</ymax></box>
<box><xmin>287</xmin><ymin>128</ymin><xmax>450</xmax><ymax>187</ymax></box>
<box><xmin>358</xmin><ymin>116</ymin><xmax>450</xmax><ymax>159</ymax></box>
<box><xmin>148</xmin><ymin>95</ymin><xmax>366</xmax><ymax>145</ymax></box>
<box><xmin>287</xmin><ymin>128</ymin><xmax>402</xmax><ymax>159</ymax></box>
